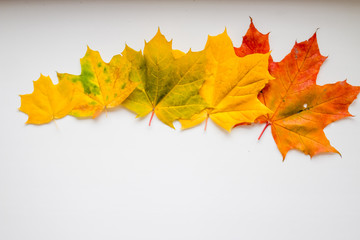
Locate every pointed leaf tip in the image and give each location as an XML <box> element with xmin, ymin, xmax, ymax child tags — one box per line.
<box><xmin>155</xmin><ymin>27</ymin><xmax>164</xmax><ymax>38</ymax></box>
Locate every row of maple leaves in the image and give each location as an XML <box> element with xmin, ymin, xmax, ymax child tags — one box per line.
<box><xmin>19</xmin><ymin>19</ymin><xmax>360</xmax><ymax>160</ymax></box>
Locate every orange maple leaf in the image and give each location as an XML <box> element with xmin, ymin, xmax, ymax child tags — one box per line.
<box><xmin>234</xmin><ymin>17</ymin><xmax>272</xmax><ymax>60</ymax></box>
<box><xmin>235</xmin><ymin>20</ymin><xmax>360</xmax><ymax>159</ymax></box>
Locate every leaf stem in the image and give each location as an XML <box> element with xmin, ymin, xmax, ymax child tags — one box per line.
<box><xmin>53</xmin><ymin>119</ymin><xmax>59</xmax><ymax>130</ymax></box>
<box><xmin>149</xmin><ymin>110</ymin><xmax>155</xmax><ymax>126</ymax></box>
<box><xmin>258</xmin><ymin>122</ymin><xmax>270</xmax><ymax>140</ymax></box>
<box><xmin>204</xmin><ymin>114</ymin><xmax>209</xmax><ymax>131</ymax></box>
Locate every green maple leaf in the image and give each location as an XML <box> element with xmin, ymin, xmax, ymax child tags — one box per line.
<box><xmin>122</xmin><ymin>29</ymin><xmax>208</xmax><ymax>128</ymax></box>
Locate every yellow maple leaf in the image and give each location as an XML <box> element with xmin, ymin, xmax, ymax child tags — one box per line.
<box><xmin>57</xmin><ymin>47</ymin><xmax>138</xmax><ymax>118</ymax></box>
<box><xmin>19</xmin><ymin>74</ymin><xmax>75</xmax><ymax>124</ymax></box>
<box><xmin>122</xmin><ymin>29</ymin><xmax>208</xmax><ymax>128</ymax></box>
<box><xmin>180</xmin><ymin>30</ymin><xmax>273</xmax><ymax>132</ymax></box>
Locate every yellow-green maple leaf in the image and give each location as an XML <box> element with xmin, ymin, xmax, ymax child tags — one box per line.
<box><xmin>180</xmin><ymin>30</ymin><xmax>273</xmax><ymax>132</ymax></box>
<box><xmin>57</xmin><ymin>47</ymin><xmax>138</xmax><ymax>118</ymax></box>
<box><xmin>19</xmin><ymin>74</ymin><xmax>75</xmax><ymax>124</ymax></box>
<box><xmin>122</xmin><ymin>29</ymin><xmax>208</xmax><ymax>128</ymax></box>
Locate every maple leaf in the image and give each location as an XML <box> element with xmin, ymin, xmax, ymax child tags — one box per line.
<box><xmin>235</xmin><ymin>21</ymin><xmax>360</xmax><ymax>159</ymax></box>
<box><xmin>57</xmin><ymin>47</ymin><xmax>138</xmax><ymax>118</ymax></box>
<box><xmin>180</xmin><ymin>30</ymin><xmax>273</xmax><ymax>132</ymax></box>
<box><xmin>122</xmin><ymin>29</ymin><xmax>208</xmax><ymax>128</ymax></box>
<box><xmin>234</xmin><ymin>17</ymin><xmax>271</xmax><ymax>59</ymax></box>
<box><xmin>19</xmin><ymin>74</ymin><xmax>75</xmax><ymax>124</ymax></box>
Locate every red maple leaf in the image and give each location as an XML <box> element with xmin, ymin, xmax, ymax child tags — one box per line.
<box><xmin>235</xmin><ymin>19</ymin><xmax>360</xmax><ymax>159</ymax></box>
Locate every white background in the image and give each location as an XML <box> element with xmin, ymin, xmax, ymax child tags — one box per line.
<box><xmin>1</xmin><ymin>0</ymin><xmax>360</xmax><ymax>239</ymax></box>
